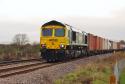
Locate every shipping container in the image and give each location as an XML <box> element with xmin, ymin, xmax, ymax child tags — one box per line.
<box><xmin>112</xmin><ymin>41</ymin><xmax>117</xmax><ymax>49</ymax></box>
<box><xmin>117</xmin><ymin>42</ymin><xmax>120</xmax><ymax>49</ymax></box>
<box><xmin>105</xmin><ymin>39</ymin><xmax>108</xmax><ymax>50</ymax></box>
<box><xmin>98</xmin><ymin>37</ymin><xmax>101</xmax><ymax>50</ymax></box>
<box><xmin>88</xmin><ymin>34</ymin><xmax>119</xmax><ymax>51</ymax></box>
<box><xmin>102</xmin><ymin>38</ymin><xmax>105</xmax><ymax>50</ymax></box>
<box><xmin>102</xmin><ymin>39</ymin><xmax>110</xmax><ymax>50</ymax></box>
<box><xmin>88</xmin><ymin>33</ymin><xmax>95</xmax><ymax>51</ymax></box>
<box><xmin>110</xmin><ymin>41</ymin><xmax>117</xmax><ymax>49</ymax></box>
<box><xmin>99</xmin><ymin>37</ymin><xmax>103</xmax><ymax>50</ymax></box>
<box><xmin>102</xmin><ymin>38</ymin><xmax>108</xmax><ymax>50</ymax></box>
<box><xmin>94</xmin><ymin>36</ymin><xmax>100</xmax><ymax>50</ymax></box>
<box><xmin>121</xmin><ymin>44</ymin><xmax>125</xmax><ymax>49</ymax></box>
<box><xmin>117</xmin><ymin>42</ymin><xmax>125</xmax><ymax>49</ymax></box>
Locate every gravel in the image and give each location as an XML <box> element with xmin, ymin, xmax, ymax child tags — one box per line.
<box><xmin>0</xmin><ymin>54</ymin><xmax>112</xmax><ymax>84</ymax></box>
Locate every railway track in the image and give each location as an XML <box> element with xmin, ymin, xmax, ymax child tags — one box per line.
<box><xmin>0</xmin><ymin>53</ymin><xmax>113</xmax><ymax>78</ymax></box>
<box><xmin>0</xmin><ymin>61</ymin><xmax>55</xmax><ymax>78</ymax></box>
<box><xmin>0</xmin><ymin>59</ymin><xmax>42</xmax><ymax>66</ymax></box>
<box><xmin>0</xmin><ymin>56</ymin><xmax>89</xmax><ymax>78</ymax></box>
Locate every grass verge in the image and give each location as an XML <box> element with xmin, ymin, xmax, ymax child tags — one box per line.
<box><xmin>54</xmin><ymin>52</ymin><xmax>125</xmax><ymax>84</ymax></box>
<box><xmin>54</xmin><ymin>63</ymin><xmax>112</xmax><ymax>84</ymax></box>
<box><xmin>120</xmin><ymin>68</ymin><xmax>125</xmax><ymax>84</ymax></box>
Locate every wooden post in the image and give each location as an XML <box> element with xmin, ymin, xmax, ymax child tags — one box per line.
<box><xmin>110</xmin><ymin>74</ymin><xmax>116</xmax><ymax>84</ymax></box>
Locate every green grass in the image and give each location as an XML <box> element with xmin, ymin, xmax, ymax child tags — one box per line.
<box><xmin>54</xmin><ymin>64</ymin><xmax>111</xmax><ymax>84</ymax></box>
<box><xmin>54</xmin><ymin>52</ymin><xmax>125</xmax><ymax>84</ymax></box>
<box><xmin>120</xmin><ymin>69</ymin><xmax>125</xmax><ymax>84</ymax></box>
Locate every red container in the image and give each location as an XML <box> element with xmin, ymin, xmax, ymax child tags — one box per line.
<box><xmin>88</xmin><ymin>33</ymin><xmax>95</xmax><ymax>51</ymax></box>
<box><xmin>98</xmin><ymin>37</ymin><xmax>101</xmax><ymax>50</ymax></box>
<box><xmin>94</xmin><ymin>36</ymin><xmax>100</xmax><ymax>50</ymax></box>
<box><xmin>88</xmin><ymin>34</ymin><xmax>104</xmax><ymax>51</ymax></box>
<box><xmin>117</xmin><ymin>42</ymin><xmax>125</xmax><ymax>49</ymax></box>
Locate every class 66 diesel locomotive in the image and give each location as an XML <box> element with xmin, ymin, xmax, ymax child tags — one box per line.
<box><xmin>40</xmin><ymin>20</ymin><xmax>125</xmax><ymax>62</ymax></box>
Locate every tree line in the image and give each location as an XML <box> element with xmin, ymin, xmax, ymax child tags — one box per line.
<box><xmin>0</xmin><ymin>34</ymin><xmax>40</xmax><ymax>61</ymax></box>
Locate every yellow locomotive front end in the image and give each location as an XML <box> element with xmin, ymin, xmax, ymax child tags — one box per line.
<box><xmin>40</xmin><ymin>25</ymin><xmax>68</xmax><ymax>49</ymax></box>
<box><xmin>40</xmin><ymin>20</ymin><xmax>70</xmax><ymax>61</ymax></box>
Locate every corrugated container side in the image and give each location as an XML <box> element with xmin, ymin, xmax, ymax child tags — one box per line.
<box><xmin>93</xmin><ymin>35</ymin><xmax>96</xmax><ymax>50</ymax></box>
<box><xmin>98</xmin><ymin>36</ymin><xmax>100</xmax><ymax>50</ymax></box>
<box><xmin>88</xmin><ymin>33</ymin><xmax>95</xmax><ymax>51</ymax></box>
<box><xmin>105</xmin><ymin>39</ymin><xmax>109</xmax><ymax>50</ymax></box>
<box><xmin>113</xmin><ymin>42</ymin><xmax>115</xmax><ymax>49</ymax></box>
<box><xmin>113</xmin><ymin>42</ymin><xmax>117</xmax><ymax>49</ymax></box>
<box><xmin>104</xmin><ymin>38</ymin><xmax>106</xmax><ymax>50</ymax></box>
<box><xmin>94</xmin><ymin>36</ymin><xmax>100</xmax><ymax>50</ymax></box>
<box><xmin>115</xmin><ymin>42</ymin><xmax>117</xmax><ymax>49</ymax></box>
<box><xmin>121</xmin><ymin>44</ymin><xmax>125</xmax><ymax>49</ymax></box>
<box><xmin>99</xmin><ymin>37</ymin><xmax>100</xmax><ymax>50</ymax></box>
<box><xmin>102</xmin><ymin>38</ymin><xmax>105</xmax><ymax>50</ymax></box>
<box><xmin>97</xmin><ymin>36</ymin><xmax>100</xmax><ymax>50</ymax></box>
<box><xmin>112</xmin><ymin>41</ymin><xmax>115</xmax><ymax>49</ymax></box>
<box><xmin>93</xmin><ymin>36</ymin><xmax>96</xmax><ymax>50</ymax></box>
<box><xmin>99</xmin><ymin>37</ymin><xmax>101</xmax><ymax>50</ymax></box>
<box><xmin>100</xmin><ymin>37</ymin><xmax>103</xmax><ymax>50</ymax></box>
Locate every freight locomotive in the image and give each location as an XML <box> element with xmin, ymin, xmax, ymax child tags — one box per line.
<box><xmin>40</xmin><ymin>20</ymin><xmax>125</xmax><ymax>62</ymax></box>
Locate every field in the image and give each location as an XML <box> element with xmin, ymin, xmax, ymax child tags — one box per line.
<box><xmin>54</xmin><ymin>52</ymin><xmax>125</xmax><ymax>84</ymax></box>
<box><xmin>120</xmin><ymin>68</ymin><xmax>125</xmax><ymax>84</ymax></box>
<box><xmin>0</xmin><ymin>44</ymin><xmax>40</xmax><ymax>61</ymax></box>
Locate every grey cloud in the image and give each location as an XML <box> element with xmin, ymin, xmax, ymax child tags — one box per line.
<box><xmin>0</xmin><ymin>9</ymin><xmax>125</xmax><ymax>43</ymax></box>
<box><xmin>0</xmin><ymin>20</ymin><xmax>41</xmax><ymax>43</ymax></box>
<box><xmin>57</xmin><ymin>9</ymin><xmax>125</xmax><ymax>41</ymax></box>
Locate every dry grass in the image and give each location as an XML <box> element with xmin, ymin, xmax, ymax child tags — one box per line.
<box><xmin>54</xmin><ymin>51</ymin><xmax>125</xmax><ymax>84</ymax></box>
<box><xmin>0</xmin><ymin>44</ymin><xmax>41</xmax><ymax>61</ymax></box>
<box><xmin>55</xmin><ymin>62</ymin><xmax>112</xmax><ymax>84</ymax></box>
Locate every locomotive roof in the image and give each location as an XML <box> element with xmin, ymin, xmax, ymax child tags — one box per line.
<box><xmin>42</xmin><ymin>20</ymin><xmax>85</xmax><ymax>33</ymax></box>
<box><xmin>71</xmin><ymin>27</ymin><xmax>83</xmax><ymax>33</ymax></box>
<box><xmin>42</xmin><ymin>20</ymin><xmax>65</xmax><ymax>27</ymax></box>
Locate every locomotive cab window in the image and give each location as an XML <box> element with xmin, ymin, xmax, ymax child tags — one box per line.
<box><xmin>55</xmin><ymin>28</ymin><xmax>65</xmax><ymax>37</ymax></box>
<box><xmin>42</xmin><ymin>28</ymin><xmax>52</xmax><ymax>36</ymax></box>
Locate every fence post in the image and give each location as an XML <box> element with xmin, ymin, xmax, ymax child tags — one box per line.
<box><xmin>110</xmin><ymin>74</ymin><xmax>116</xmax><ymax>84</ymax></box>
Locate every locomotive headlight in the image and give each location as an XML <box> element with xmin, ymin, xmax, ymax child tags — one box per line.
<box><xmin>60</xmin><ymin>44</ymin><xmax>65</xmax><ymax>48</ymax></box>
<box><xmin>41</xmin><ymin>44</ymin><xmax>46</xmax><ymax>48</ymax></box>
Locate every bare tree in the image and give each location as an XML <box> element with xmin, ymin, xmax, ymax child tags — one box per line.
<box><xmin>12</xmin><ymin>34</ymin><xmax>29</xmax><ymax>59</ymax></box>
<box><xmin>119</xmin><ymin>40</ymin><xmax>125</xmax><ymax>44</ymax></box>
<box><xmin>13</xmin><ymin>34</ymin><xmax>29</xmax><ymax>46</ymax></box>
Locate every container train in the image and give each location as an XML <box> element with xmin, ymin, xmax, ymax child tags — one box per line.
<box><xmin>40</xmin><ymin>20</ymin><xmax>125</xmax><ymax>62</ymax></box>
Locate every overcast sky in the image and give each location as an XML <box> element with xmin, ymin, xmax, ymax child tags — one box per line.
<box><xmin>0</xmin><ymin>0</ymin><xmax>125</xmax><ymax>43</ymax></box>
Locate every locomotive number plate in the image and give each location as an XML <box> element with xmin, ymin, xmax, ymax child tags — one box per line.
<box><xmin>49</xmin><ymin>39</ymin><xmax>58</xmax><ymax>41</ymax></box>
